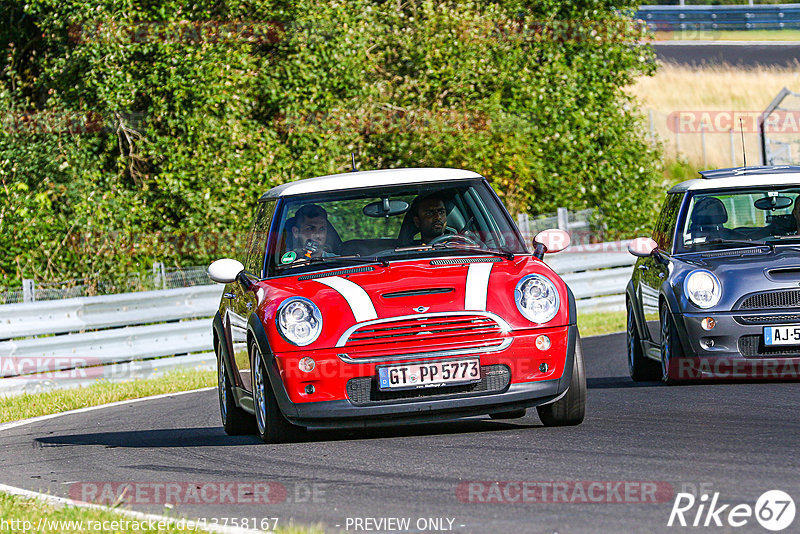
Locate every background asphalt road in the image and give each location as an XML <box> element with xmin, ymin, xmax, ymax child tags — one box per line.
<box><xmin>653</xmin><ymin>42</ymin><xmax>800</xmax><ymax>68</ymax></box>
<box><xmin>1</xmin><ymin>332</ymin><xmax>798</xmax><ymax>534</ymax></box>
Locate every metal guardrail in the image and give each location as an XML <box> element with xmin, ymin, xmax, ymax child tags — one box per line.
<box><xmin>637</xmin><ymin>3</ymin><xmax>800</xmax><ymax>31</ymax></box>
<box><xmin>0</xmin><ymin>244</ymin><xmax>634</xmax><ymax>396</ymax></box>
<box><xmin>0</xmin><ymin>286</ymin><xmax>223</xmax><ymax>396</ymax></box>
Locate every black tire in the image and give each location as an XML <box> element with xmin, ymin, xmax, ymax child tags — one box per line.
<box><xmin>251</xmin><ymin>341</ymin><xmax>304</xmax><ymax>443</ymax></box>
<box><xmin>660</xmin><ymin>304</ymin><xmax>684</xmax><ymax>385</ymax></box>
<box><xmin>537</xmin><ymin>333</ymin><xmax>586</xmax><ymax>427</ymax></box>
<box><xmin>216</xmin><ymin>339</ymin><xmax>255</xmax><ymax>435</ymax></box>
<box><xmin>627</xmin><ymin>301</ymin><xmax>660</xmax><ymax>381</ymax></box>
<box><xmin>489</xmin><ymin>409</ymin><xmax>527</xmax><ymax>420</ymax></box>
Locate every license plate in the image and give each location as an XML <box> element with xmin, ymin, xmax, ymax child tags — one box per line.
<box><xmin>764</xmin><ymin>325</ymin><xmax>800</xmax><ymax>346</ymax></box>
<box><xmin>377</xmin><ymin>358</ymin><xmax>481</xmax><ymax>391</ymax></box>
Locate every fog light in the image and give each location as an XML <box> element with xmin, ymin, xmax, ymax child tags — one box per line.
<box><xmin>298</xmin><ymin>357</ymin><xmax>316</xmax><ymax>373</ymax></box>
<box><xmin>704</xmin><ymin>338</ymin><xmax>715</xmax><ymax>348</ymax></box>
<box><xmin>701</xmin><ymin>317</ymin><xmax>716</xmax><ymax>331</ymax></box>
<box><xmin>535</xmin><ymin>335</ymin><xmax>551</xmax><ymax>351</ymax></box>
<box><xmin>305</xmin><ymin>384</ymin><xmax>315</xmax><ymax>394</ymax></box>
<box><xmin>539</xmin><ymin>363</ymin><xmax>548</xmax><ymax>373</ymax></box>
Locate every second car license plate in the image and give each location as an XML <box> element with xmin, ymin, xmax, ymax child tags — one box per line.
<box><xmin>377</xmin><ymin>358</ymin><xmax>481</xmax><ymax>390</ymax></box>
<box><xmin>764</xmin><ymin>325</ymin><xmax>800</xmax><ymax>346</ymax></box>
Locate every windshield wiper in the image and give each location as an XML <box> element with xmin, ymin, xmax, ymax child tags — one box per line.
<box><xmin>394</xmin><ymin>243</ymin><xmax>514</xmax><ymax>260</ymax></box>
<box><xmin>767</xmin><ymin>235</ymin><xmax>800</xmax><ymax>243</ymax></box>
<box><xmin>281</xmin><ymin>255</ymin><xmax>389</xmax><ymax>269</ymax></box>
<box><xmin>690</xmin><ymin>239</ymin><xmax>774</xmax><ymax>252</ymax></box>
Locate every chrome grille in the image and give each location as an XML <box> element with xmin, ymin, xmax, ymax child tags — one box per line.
<box><xmin>343</xmin><ymin>315</ymin><xmax>503</xmax><ymax>347</ymax></box>
<box><xmin>738</xmin><ymin>289</ymin><xmax>800</xmax><ymax>310</ymax></box>
<box><xmin>346</xmin><ymin>364</ymin><xmax>511</xmax><ymax>406</ymax></box>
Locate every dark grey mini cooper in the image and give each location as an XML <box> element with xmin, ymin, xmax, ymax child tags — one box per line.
<box><xmin>626</xmin><ymin>166</ymin><xmax>800</xmax><ymax>383</ymax></box>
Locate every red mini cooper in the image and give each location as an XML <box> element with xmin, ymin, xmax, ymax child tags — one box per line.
<box><xmin>209</xmin><ymin>168</ymin><xmax>585</xmax><ymax>442</ymax></box>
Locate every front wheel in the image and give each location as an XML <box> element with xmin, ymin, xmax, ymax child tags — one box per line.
<box><xmin>660</xmin><ymin>304</ymin><xmax>684</xmax><ymax>385</ymax></box>
<box><xmin>251</xmin><ymin>341</ymin><xmax>305</xmax><ymax>443</ymax></box>
<box><xmin>217</xmin><ymin>339</ymin><xmax>255</xmax><ymax>436</ymax></box>
<box><xmin>537</xmin><ymin>333</ymin><xmax>586</xmax><ymax>426</ymax></box>
<box><xmin>628</xmin><ymin>302</ymin><xmax>660</xmax><ymax>381</ymax></box>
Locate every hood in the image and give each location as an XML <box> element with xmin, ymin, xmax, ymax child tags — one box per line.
<box><xmin>256</xmin><ymin>256</ymin><xmax>570</xmax><ymax>352</ymax></box>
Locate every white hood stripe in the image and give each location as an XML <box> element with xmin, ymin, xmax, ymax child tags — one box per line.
<box><xmin>315</xmin><ymin>277</ymin><xmax>378</xmax><ymax>322</ymax></box>
<box><xmin>465</xmin><ymin>263</ymin><xmax>493</xmax><ymax>310</ymax></box>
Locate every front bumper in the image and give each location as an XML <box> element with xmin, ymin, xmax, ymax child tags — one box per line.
<box><xmin>263</xmin><ymin>325</ymin><xmax>578</xmax><ymax>428</ymax></box>
<box><xmin>671</xmin><ymin>312</ymin><xmax>800</xmax><ymax>380</ymax></box>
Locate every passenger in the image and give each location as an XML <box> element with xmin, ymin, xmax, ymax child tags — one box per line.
<box><xmin>291</xmin><ymin>204</ymin><xmax>337</xmax><ymax>258</ymax></box>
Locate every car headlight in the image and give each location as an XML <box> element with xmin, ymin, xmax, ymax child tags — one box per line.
<box><xmin>684</xmin><ymin>269</ymin><xmax>721</xmax><ymax>309</ymax></box>
<box><xmin>514</xmin><ymin>274</ymin><xmax>560</xmax><ymax>324</ymax></box>
<box><xmin>276</xmin><ymin>297</ymin><xmax>322</xmax><ymax>346</ymax></box>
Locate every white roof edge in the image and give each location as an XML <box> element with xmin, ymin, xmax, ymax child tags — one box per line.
<box><xmin>669</xmin><ymin>173</ymin><xmax>800</xmax><ymax>193</ymax></box>
<box><xmin>261</xmin><ymin>168</ymin><xmax>483</xmax><ymax>199</ymax></box>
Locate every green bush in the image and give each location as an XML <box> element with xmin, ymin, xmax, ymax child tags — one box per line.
<box><xmin>1</xmin><ymin>0</ymin><xmax>661</xmax><ymax>288</ymax></box>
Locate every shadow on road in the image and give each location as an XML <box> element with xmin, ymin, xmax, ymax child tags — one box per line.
<box><xmin>587</xmin><ymin>376</ymin><xmax>663</xmax><ymax>389</ymax></box>
<box><xmin>34</xmin><ymin>417</ymin><xmax>550</xmax><ymax>448</ymax></box>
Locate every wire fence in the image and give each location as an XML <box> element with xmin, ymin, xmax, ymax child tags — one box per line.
<box><xmin>0</xmin><ymin>263</ymin><xmax>212</xmax><ymax>305</ymax></box>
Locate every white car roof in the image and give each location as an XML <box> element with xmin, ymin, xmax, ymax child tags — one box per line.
<box><xmin>260</xmin><ymin>168</ymin><xmax>483</xmax><ymax>199</ymax></box>
<box><xmin>669</xmin><ymin>166</ymin><xmax>800</xmax><ymax>193</ymax></box>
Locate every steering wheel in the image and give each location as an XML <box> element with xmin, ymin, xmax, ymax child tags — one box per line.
<box><xmin>428</xmin><ymin>232</ymin><xmax>480</xmax><ymax>247</ymax></box>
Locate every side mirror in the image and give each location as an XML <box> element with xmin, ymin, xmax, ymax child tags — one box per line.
<box><xmin>532</xmin><ymin>229</ymin><xmax>571</xmax><ymax>260</ymax></box>
<box><xmin>208</xmin><ymin>258</ymin><xmax>245</xmax><ymax>284</ymax></box>
<box><xmin>627</xmin><ymin>237</ymin><xmax>659</xmax><ymax>258</ymax></box>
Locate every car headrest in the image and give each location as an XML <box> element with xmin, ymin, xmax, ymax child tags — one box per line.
<box><xmin>692</xmin><ymin>197</ymin><xmax>728</xmax><ymax>226</ymax></box>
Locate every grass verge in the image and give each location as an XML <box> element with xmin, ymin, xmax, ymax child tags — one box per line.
<box><xmin>653</xmin><ymin>29</ymin><xmax>800</xmax><ymax>42</ymax></box>
<box><xmin>0</xmin><ymin>491</ymin><xmax>323</xmax><ymax>533</ymax></box>
<box><xmin>577</xmin><ymin>309</ymin><xmax>625</xmax><ymax>338</ymax></box>
<box><xmin>0</xmin><ymin>368</ymin><xmax>216</xmax><ymax>424</ymax></box>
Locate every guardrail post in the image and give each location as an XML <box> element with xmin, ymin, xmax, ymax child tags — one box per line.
<box><xmin>22</xmin><ymin>279</ymin><xmax>35</xmax><ymax>303</ymax></box>
<box><xmin>557</xmin><ymin>207</ymin><xmax>569</xmax><ymax>231</ymax></box>
<box><xmin>152</xmin><ymin>262</ymin><xmax>166</xmax><ymax>290</ymax></box>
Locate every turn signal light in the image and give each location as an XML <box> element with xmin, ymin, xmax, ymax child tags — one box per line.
<box><xmin>701</xmin><ymin>317</ymin><xmax>716</xmax><ymax>331</ymax></box>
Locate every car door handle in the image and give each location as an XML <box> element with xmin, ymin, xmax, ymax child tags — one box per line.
<box><xmin>638</xmin><ymin>265</ymin><xmax>649</xmax><ymax>271</ymax></box>
<box><xmin>223</xmin><ymin>292</ymin><xmax>236</xmax><ymax>299</ymax></box>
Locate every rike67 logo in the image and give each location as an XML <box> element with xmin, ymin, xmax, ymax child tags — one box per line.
<box><xmin>668</xmin><ymin>490</ymin><xmax>795</xmax><ymax>531</ymax></box>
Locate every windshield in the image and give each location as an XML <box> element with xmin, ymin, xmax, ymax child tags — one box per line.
<box><xmin>677</xmin><ymin>187</ymin><xmax>800</xmax><ymax>252</ymax></box>
<box><xmin>269</xmin><ymin>179</ymin><xmax>526</xmax><ymax>274</ymax></box>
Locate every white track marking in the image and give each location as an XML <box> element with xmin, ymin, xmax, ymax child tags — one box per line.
<box><xmin>0</xmin><ymin>482</ymin><xmax>261</xmax><ymax>534</ymax></box>
<box><xmin>0</xmin><ymin>387</ymin><xmax>214</xmax><ymax>432</ymax></box>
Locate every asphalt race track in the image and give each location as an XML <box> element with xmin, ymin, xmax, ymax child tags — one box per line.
<box><xmin>1</xmin><ymin>333</ymin><xmax>798</xmax><ymax>533</ymax></box>
<box><xmin>653</xmin><ymin>42</ymin><xmax>800</xmax><ymax>68</ymax></box>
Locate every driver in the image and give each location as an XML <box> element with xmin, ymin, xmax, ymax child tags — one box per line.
<box><xmin>793</xmin><ymin>198</ymin><xmax>800</xmax><ymax>233</ymax></box>
<box><xmin>291</xmin><ymin>204</ymin><xmax>337</xmax><ymax>258</ymax></box>
<box><xmin>412</xmin><ymin>194</ymin><xmax>449</xmax><ymax>244</ymax></box>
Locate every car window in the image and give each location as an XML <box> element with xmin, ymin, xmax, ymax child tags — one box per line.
<box><xmin>268</xmin><ymin>179</ymin><xmax>526</xmax><ymax>273</ymax></box>
<box><xmin>243</xmin><ymin>200</ymin><xmax>276</xmax><ymax>277</ymax></box>
<box><xmin>676</xmin><ymin>187</ymin><xmax>800</xmax><ymax>252</ymax></box>
<box><xmin>652</xmin><ymin>193</ymin><xmax>683</xmax><ymax>253</ymax></box>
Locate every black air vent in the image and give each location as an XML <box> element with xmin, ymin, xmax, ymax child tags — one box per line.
<box><xmin>766</xmin><ymin>267</ymin><xmax>800</xmax><ymax>282</ymax></box>
<box><xmin>382</xmin><ymin>288</ymin><xmax>454</xmax><ymax>299</ymax></box>
<box><xmin>298</xmin><ymin>266</ymin><xmax>375</xmax><ymax>280</ymax></box>
<box><xmin>430</xmin><ymin>257</ymin><xmax>502</xmax><ymax>265</ymax></box>
<box><xmin>700</xmin><ymin>247</ymin><xmax>767</xmax><ymax>258</ymax></box>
